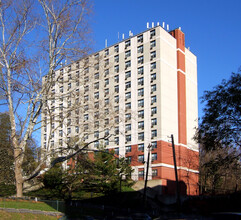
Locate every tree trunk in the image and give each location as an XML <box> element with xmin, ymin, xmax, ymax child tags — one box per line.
<box><xmin>14</xmin><ymin>149</ymin><xmax>24</xmax><ymax>197</ymax></box>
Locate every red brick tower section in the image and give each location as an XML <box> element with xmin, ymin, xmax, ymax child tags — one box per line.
<box><xmin>169</xmin><ymin>28</ymin><xmax>187</xmax><ymax>145</ymax></box>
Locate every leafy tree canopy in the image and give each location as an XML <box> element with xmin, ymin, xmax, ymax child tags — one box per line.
<box><xmin>197</xmin><ymin>71</ymin><xmax>241</xmax><ymax>152</ymax></box>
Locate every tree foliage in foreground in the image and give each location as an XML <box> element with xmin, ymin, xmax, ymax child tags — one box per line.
<box><xmin>38</xmin><ymin>150</ymin><xmax>133</xmax><ymax>199</ymax></box>
<box><xmin>195</xmin><ymin>71</ymin><xmax>241</xmax><ymax>194</ymax></box>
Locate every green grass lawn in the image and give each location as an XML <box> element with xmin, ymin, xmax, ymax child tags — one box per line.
<box><xmin>0</xmin><ymin>199</ymin><xmax>59</xmax><ymax>212</ymax></box>
<box><xmin>0</xmin><ymin>210</ymin><xmax>59</xmax><ymax>220</ymax></box>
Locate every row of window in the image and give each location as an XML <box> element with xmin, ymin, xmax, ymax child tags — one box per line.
<box><xmin>138</xmin><ymin>168</ymin><xmax>158</xmax><ymax>179</ymax></box>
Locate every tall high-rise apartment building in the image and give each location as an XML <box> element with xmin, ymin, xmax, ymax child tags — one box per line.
<box><xmin>42</xmin><ymin>25</ymin><xmax>199</xmax><ymax>195</ymax></box>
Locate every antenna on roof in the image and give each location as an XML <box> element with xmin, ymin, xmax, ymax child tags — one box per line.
<box><xmin>118</xmin><ymin>32</ymin><xmax>120</xmax><ymax>42</ymax></box>
<box><xmin>152</xmin><ymin>22</ymin><xmax>154</xmax><ymax>28</ymax></box>
<box><xmin>147</xmin><ymin>22</ymin><xmax>149</xmax><ymax>29</ymax></box>
<box><xmin>122</xmin><ymin>33</ymin><xmax>125</xmax><ymax>40</ymax></box>
<box><xmin>129</xmin><ymin>30</ymin><xmax>133</xmax><ymax>37</ymax></box>
<box><xmin>167</xmin><ymin>24</ymin><xmax>169</xmax><ymax>31</ymax></box>
<box><xmin>157</xmin><ymin>22</ymin><xmax>160</xmax><ymax>26</ymax></box>
<box><xmin>179</xmin><ymin>27</ymin><xmax>181</xmax><ymax>30</ymax></box>
<box><xmin>162</xmin><ymin>22</ymin><xmax>165</xmax><ymax>29</ymax></box>
<box><xmin>105</xmin><ymin>39</ymin><xmax>107</xmax><ymax>48</ymax></box>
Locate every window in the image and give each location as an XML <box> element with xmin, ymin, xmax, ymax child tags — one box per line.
<box><xmin>94</xmin><ymin>92</ymin><xmax>99</xmax><ymax>99</ymax></box>
<box><xmin>94</xmin><ymin>82</ymin><xmax>99</xmax><ymax>89</ymax></box>
<box><xmin>151</xmin><ymin>73</ymin><xmax>156</xmax><ymax>81</ymax></box>
<box><xmin>84</xmin><ymin>76</ymin><xmax>89</xmax><ymax>83</ymax></box>
<box><xmin>151</xmin><ymin>130</ymin><xmax>157</xmax><ymax>138</ymax></box>
<box><xmin>150</xmin><ymin>29</ymin><xmax>156</xmax><ymax>38</ymax></box>
<box><xmin>68</xmin><ymin>65</ymin><xmax>71</xmax><ymax>72</ymax></box>
<box><xmin>94</xmin><ymin>53</ymin><xmax>99</xmax><ymax>60</ymax></box>
<box><xmin>104</xmin><ymin>98</ymin><xmax>109</xmax><ymax>106</ymax></box>
<box><xmin>67</xmin><ymin>127</ymin><xmax>71</xmax><ymax>135</ymax></box>
<box><xmin>114</xmin><ymin>105</ymin><xmax>119</xmax><ymax>113</ymax></box>
<box><xmin>67</xmin><ymin>100</ymin><xmax>71</xmax><ymax>107</ymax></box>
<box><xmin>94</xmin><ymin>131</ymin><xmax>99</xmax><ymax>138</ymax></box>
<box><xmin>138</xmin><ymin>121</ymin><xmax>144</xmax><ymax>129</ymax></box>
<box><xmin>114</xmin><ymin>65</ymin><xmax>119</xmax><ymax>73</ymax></box>
<box><xmin>126</xmin><ymin>145</ymin><xmax>132</xmax><ymax>153</ymax></box>
<box><xmin>104</xmin><ymin>69</ymin><xmax>109</xmax><ymax>77</ymax></box>
<box><xmin>125</xmin><ymin>71</ymin><xmax>131</xmax><ymax>79</ymax></box>
<box><xmin>84</xmin><ymin>124</ymin><xmax>88</xmax><ymax>131</ymax></box>
<box><xmin>138</xmin><ymin>132</ymin><xmax>144</xmax><ymax>141</ymax></box>
<box><xmin>151</xmin><ymin>118</ymin><xmax>157</xmax><ymax>127</ymax></box>
<box><xmin>152</xmin><ymin>153</ymin><xmax>157</xmax><ymax>161</ymax></box>
<box><xmin>60</xmin><ymin>86</ymin><xmax>63</xmax><ymax>93</ymax></box>
<box><xmin>115</xmin><ymin>127</ymin><xmax>119</xmax><ymax>135</ymax></box>
<box><xmin>126</xmin><ymin>156</ymin><xmax>132</xmax><ymax>163</ymax></box>
<box><xmin>84</xmin><ymin>67</ymin><xmax>89</xmax><ymax>74</ymax></box>
<box><xmin>114</xmin><ymin>55</ymin><xmax>119</xmax><ymax>63</ymax></box>
<box><xmin>94</xmin><ymin>111</ymin><xmax>99</xmax><ymax>119</ymax></box>
<box><xmin>104</xmin><ymin>78</ymin><xmax>109</xmax><ymax>86</ymax></box>
<box><xmin>125</xmin><ymin>92</ymin><xmax>131</xmax><ymax>100</ymax></box>
<box><xmin>150</xmin><ymin>40</ymin><xmax>156</xmax><ymax>48</ymax></box>
<box><xmin>125</xmin><ymin>113</ymin><xmax>131</xmax><ymax>121</ymax></box>
<box><xmin>84</xmin><ymin>105</ymin><xmax>88</xmax><ymax>111</ymax></box>
<box><xmin>138</xmin><ymin>143</ymin><xmax>144</xmax><ymax>151</ymax></box>
<box><xmin>84</xmin><ymin>114</ymin><xmax>89</xmax><ymax>121</ymax></box>
<box><xmin>151</xmin><ymin>62</ymin><xmax>156</xmax><ymax>71</ymax></box>
<box><xmin>152</xmin><ymin>169</ymin><xmax>158</xmax><ymax>177</ymax></box>
<box><xmin>125</xmin><ymin>102</ymin><xmax>131</xmax><ymax>110</ymax></box>
<box><xmin>94</xmin><ymin>141</ymin><xmax>99</xmax><ymax>148</ymax></box>
<box><xmin>138</xmin><ymin>66</ymin><xmax>144</xmax><ymax>75</ymax></box>
<box><xmin>94</xmin><ymin>121</ymin><xmax>99</xmax><ymax>128</ymax></box>
<box><xmin>114</xmin><ymin>85</ymin><xmax>119</xmax><ymax>93</ymax></box>
<box><xmin>105</xmin><ymin>129</ymin><xmax>109</xmax><ymax>136</ymax></box>
<box><xmin>138</xmin><ymin>88</ymin><xmax>144</xmax><ymax>96</ymax></box>
<box><xmin>137</xmin><ymin>45</ymin><xmax>143</xmax><ymax>53</ymax></box>
<box><xmin>104</xmin><ymin>139</ymin><xmax>109</xmax><ymax>146</ymax></box>
<box><xmin>105</xmin><ymin>108</ymin><xmax>109</xmax><ymax>115</ymax></box>
<box><xmin>59</xmin><ymin>130</ymin><xmax>63</xmax><ymax>137</ymax></box>
<box><xmin>125</xmin><ymin>50</ymin><xmax>131</xmax><ymax>58</ymax></box>
<box><xmin>105</xmin><ymin>49</ymin><xmax>109</xmax><ymax>57</ymax></box>
<box><xmin>150</xmin><ymin>51</ymin><xmax>156</xmax><ymax>60</ymax></box>
<box><xmin>138</xmin><ymin>170</ymin><xmax>144</xmax><ymax>178</ymax></box>
<box><xmin>114</xmin><ymin>75</ymin><xmax>119</xmax><ymax>83</ymax></box>
<box><xmin>138</xmin><ymin>110</ymin><xmax>144</xmax><ymax>118</ymax></box>
<box><xmin>125</xmin><ymin>124</ymin><xmax>131</xmax><ymax>132</ymax></box>
<box><xmin>67</xmin><ymin>118</ymin><xmax>71</xmax><ymax>126</ymax></box>
<box><xmin>76</xmin><ymin>70</ymin><xmax>79</xmax><ymax>77</ymax></box>
<box><xmin>138</xmin><ymin>56</ymin><xmax>144</xmax><ymax>64</ymax></box>
<box><xmin>84</xmin><ymin>85</ymin><xmax>89</xmax><ymax>93</ymax></box>
<box><xmin>137</xmin><ymin>34</ymin><xmax>143</xmax><ymax>43</ymax></box>
<box><xmin>125</xmin><ymin>60</ymin><xmax>131</xmax><ymax>69</ymax></box>
<box><xmin>114</xmin><ymin>45</ymin><xmax>119</xmax><ymax>53</ymax></box>
<box><xmin>152</xmin><ymin>141</ymin><xmax>157</xmax><ymax>149</ymax></box>
<box><xmin>95</xmin><ymin>63</ymin><xmax>99</xmax><ymax>70</ymax></box>
<box><xmin>105</xmin><ymin>118</ymin><xmax>109</xmax><ymax>125</ymax></box>
<box><xmin>104</xmin><ymin>88</ymin><xmax>109</xmax><ymax>96</ymax></box>
<box><xmin>114</xmin><ymin>95</ymin><xmax>119</xmax><ymax>103</ymax></box>
<box><xmin>94</xmin><ymin>72</ymin><xmax>99</xmax><ymax>79</ymax></box>
<box><xmin>138</xmin><ymin>77</ymin><xmax>144</xmax><ymax>86</ymax></box>
<box><xmin>126</xmin><ymin>134</ymin><xmax>131</xmax><ymax>142</ymax></box>
<box><xmin>151</xmin><ymin>84</ymin><xmax>156</xmax><ymax>93</ymax></box>
<box><xmin>125</xmin><ymin>81</ymin><xmax>131</xmax><ymax>90</ymax></box>
<box><xmin>151</xmin><ymin>95</ymin><xmax>157</xmax><ymax>104</ymax></box>
<box><xmin>75</xmin><ymin>126</ymin><xmax>79</xmax><ymax>133</ymax></box>
<box><xmin>138</xmin><ymin>155</ymin><xmax>144</xmax><ymax>163</ymax></box>
<box><xmin>114</xmin><ymin>137</ymin><xmax>119</xmax><ymax>145</ymax></box>
<box><xmin>138</xmin><ymin>99</ymin><xmax>144</xmax><ymax>107</ymax></box>
<box><xmin>115</xmin><ymin>116</ymin><xmax>119</xmax><ymax>123</ymax></box>
<box><xmin>76</xmin><ymin>81</ymin><xmax>79</xmax><ymax>87</ymax></box>
<box><xmin>125</xmin><ymin>40</ymin><xmax>131</xmax><ymax>48</ymax></box>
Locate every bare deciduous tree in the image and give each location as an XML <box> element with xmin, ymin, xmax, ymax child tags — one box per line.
<box><xmin>0</xmin><ymin>0</ymin><xmax>97</xmax><ymax>197</ymax></box>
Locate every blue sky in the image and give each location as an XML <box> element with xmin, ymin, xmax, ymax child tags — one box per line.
<box><xmin>91</xmin><ymin>0</ymin><xmax>241</xmax><ymax>117</ymax></box>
